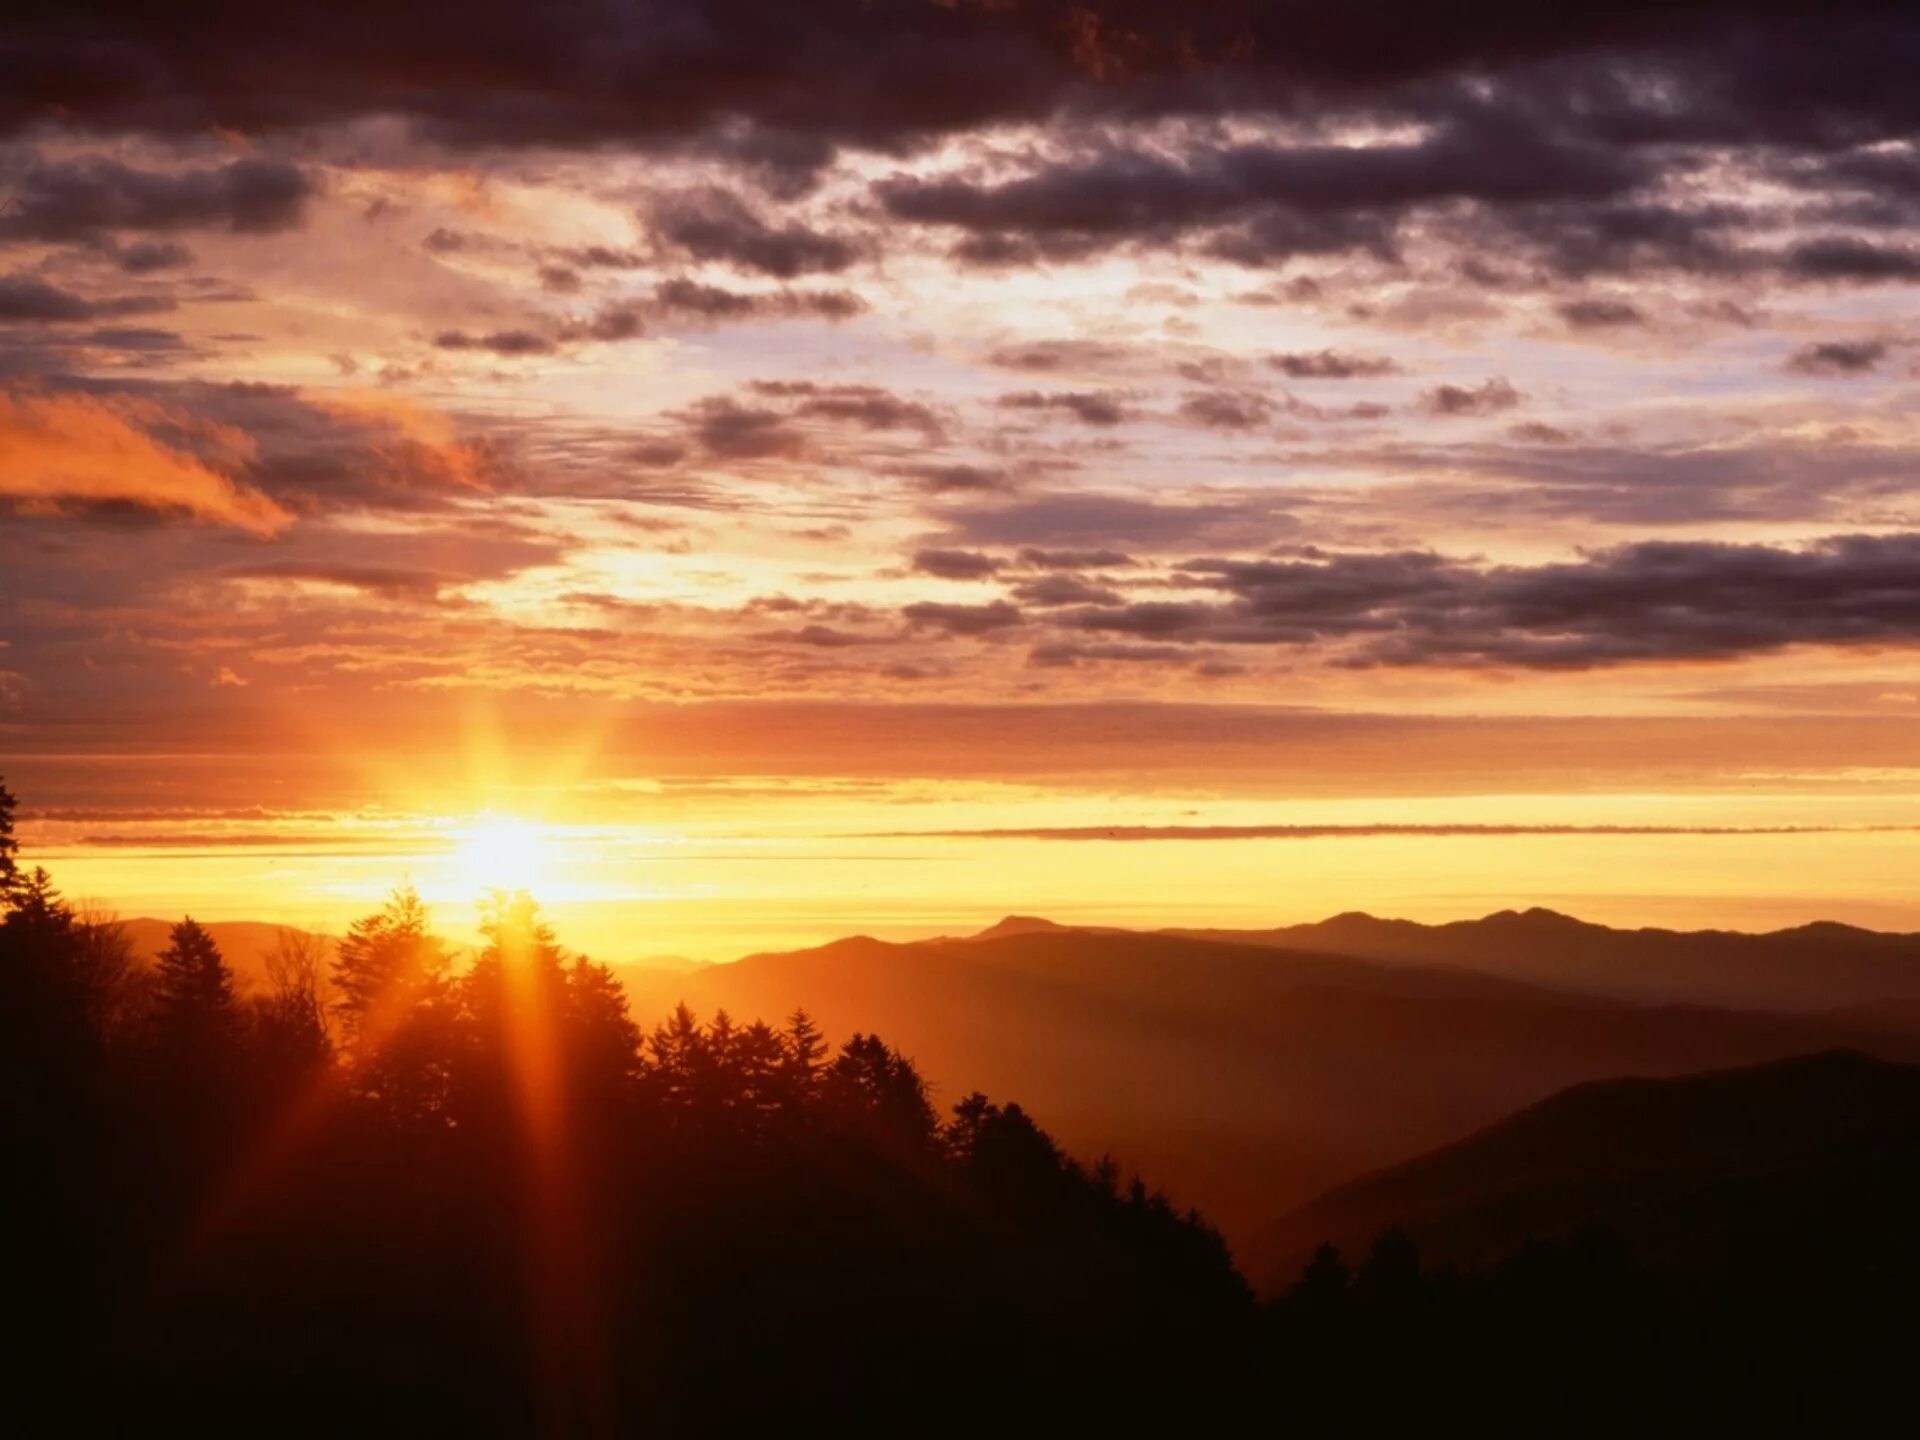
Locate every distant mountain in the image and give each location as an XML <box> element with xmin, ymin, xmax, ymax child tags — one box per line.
<box><xmin>1165</xmin><ymin>907</ymin><xmax>1920</xmax><ymax>1010</ymax></box>
<box><xmin>1251</xmin><ymin>1049</ymin><xmax>1920</xmax><ymax>1293</ymax></box>
<box><xmin>617</xmin><ymin>927</ymin><xmax>1920</xmax><ymax>1246</ymax></box>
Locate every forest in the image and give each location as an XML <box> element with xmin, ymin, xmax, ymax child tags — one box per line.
<box><xmin>3</xmin><ymin>774</ymin><xmax>1915</xmax><ymax>1435</ymax></box>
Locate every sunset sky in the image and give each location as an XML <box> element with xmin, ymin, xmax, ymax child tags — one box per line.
<box><xmin>5</xmin><ymin>2</ymin><xmax>1920</xmax><ymax>956</ymax></box>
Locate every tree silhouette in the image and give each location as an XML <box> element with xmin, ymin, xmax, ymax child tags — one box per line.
<box><xmin>153</xmin><ymin>917</ymin><xmax>238</xmax><ymax>1030</ymax></box>
<box><xmin>148</xmin><ymin>917</ymin><xmax>245</xmax><ymax>1130</ymax></box>
<box><xmin>0</xmin><ymin>774</ymin><xmax>19</xmax><ymax>902</ymax></box>
<box><xmin>332</xmin><ymin>884</ymin><xmax>446</xmax><ymax>1044</ymax></box>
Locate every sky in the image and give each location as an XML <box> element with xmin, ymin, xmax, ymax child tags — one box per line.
<box><xmin>4</xmin><ymin>2</ymin><xmax>1920</xmax><ymax>956</ymax></box>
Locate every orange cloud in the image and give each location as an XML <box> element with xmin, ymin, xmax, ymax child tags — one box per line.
<box><xmin>0</xmin><ymin>387</ymin><xmax>290</xmax><ymax>534</ymax></box>
<box><xmin>312</xmin><ymin>389</ymin><xmax>493</xmax><ymax>492</ymax></box>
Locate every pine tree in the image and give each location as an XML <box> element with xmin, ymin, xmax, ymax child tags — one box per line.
<box><xmin>0</xmin><ymin>775</ymin><xmax>20</xmax><ymax>905</ymax></box>
<box><xmin>332</xmin><ymin>886</ymin><xmax>446</xmax><ymax>1046</ymax></box>
<box><xmin>153</xmin><ymin>916</ymin><xmax>240</xmax><ymax>1041</ymax></box>
<box><xmin>781</xmin><ymin>1007</ymin><xmax>827</xmax><ymax>1096</ymax></box>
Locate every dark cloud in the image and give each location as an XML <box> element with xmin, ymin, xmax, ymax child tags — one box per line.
<box><xmin>996</xmin><ymin>389</ymin><xmax>1132</xmax><ymax>426</ymax></box>
<box><xmin>113</xmin><ymin>239</ymin><xmax>193</xmax><ymax>273</ymax></box>
<box><xmin>1784</xmin><ymin>237</ymin><xmax>1920</xmax><ymax>283</ymax></box>
<box><xmin>749</xmin><ymin>380</ymin><xmax>943</xmax><ymax>437</ymax></box>
<box><xmin>1557</xmin><ymin>297</ymin><xmax>1646</xmax><ymax>329</ymax></box>
<box><xmin>900</xmin><ymin>599</ymin><xmax>1023</xmax><ymax>636</ymax></box>
<box><xmin>1268</xmin><ymin>349</ymin><xmax>1400</xmax><ymax>379</ymax></box>
<box><xmin>1010</xmin><ymin>574</ymin><xmax>1125</xmax><ymax>607</ymax></box>
<box><xmin>0</xmin><ymin>156</ymin><xmax>312</xmax><ymax>241</ymax></box>
<box><xmin>1424</xmin><ymin>377</ymin><xmax>1524</xmax><ymax>416</ymax></box>
<box><xmin>651</xmin><ymin>278</ymin><xmax>866</xmax><ymax>323</ymax></box>
<box><xmin>433</xmin><ymin>328</ymin><xmax>557</xmax><ymax>356</ymax></box>
<box><xmin>911</xmin><ymin>548</ymin><xmax>1002</xmax><ymax>580</ymax></box>
<box><xmin>6</xmin><ymin>3</ymin><xmax>1918</xmax><ymax>162</ymax></box>
<box><xmin>0</xmin><ymin>274</ymin><xmax>174</xmax><ymax>322</ymax></box>
<box><xmin>882</xmin><ymin>111</ymin><xmax>1657</xmax><ymax>267</ymax></box>
<box><xmin>1332</xmin><ymin>435</ymin><xmax>1920</xmax><ymax>525</ymax></box>
<box><xmin>681</xmin><ymin>396</ymin><xmax>808</xmax><ymax>459</ymax></box>
<box><xmin>983</xmin><ymin>339</ymin><xmax>1136</xmax><ymax>372</ymax></box>
<box><xmin>650</xmin><ymin>189</ymin><xmax>859</xmax><ymax>277</ymax></box>
<box><xmin>1016</xmin><ymin>547</ymin><xmax>1136</xmax><ymax>570</ymax></box>
<box><xmin>81</xmin><ymin>326</ymin><xmax>186</xmax><ymax>352</ymax></box>
<box><xmin>1178</xmin><ymin>389</ymin><xmax>1277</xmax><ymax>430</ymax></box>
<box><xmin>1786</xmin><ymin>338</ymin><xmax>1889</xmax><ymax>375</ymax></box>
<box><xmin>892</xmin><ymin>462</ymin><xmax>1010</xmax><ymax>494</ymax></box>
<box><xmin>1039</xmin><ymin>533</ymin><xmax>1920</xmax><ymax>671</ymax></box>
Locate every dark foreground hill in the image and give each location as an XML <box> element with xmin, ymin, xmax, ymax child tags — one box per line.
<box><xmin>1252</xmin><ymin>1048</ymin><xmax>1920</xmax><ymax>1291</ymax></box>
<box><xmin>620</xmin><ymin>926</ymin><xmax>1920</xmax><ymax>1244</ymax></box>
<box><xmin>1255</xmin><ymin>1049</ymin><xmax>1920</xmax><ymax>1434</ymax></box>
<box><xmin>1169</xmin><ymin>906</ymin><xmax>1920</xmax><ymax>1010</ymax></box>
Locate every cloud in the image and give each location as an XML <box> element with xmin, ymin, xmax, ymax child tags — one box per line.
<box><xmin>1786</xmin><ymin>339</ymin><xmax>1889</xmax><ymax>375</ymax></box>
<box><xmin>1178</xmin><ymin>389</ymin><xmax>1277</xmax><ymax>430</ymax></box>
<box><xmin>892</xmin><ymin>462</ymin><xmax>1010</xmax><ymax>494</ymax></box>
<box><xmin>1423</xmin><ymin>377</ymin><xmax>1524</xmax><ymax>416</ymax></box>
<box><xmin>749</xmin><ymin>380</ymin><xmax>943</xmax><ymax>437</ymax></box>
<box><xmin>1010</xmin><ymin>574</ymin><xmax>1124</xmax><ymax>607</ymax></box>
<box><xmin>0</xmin><ymin>387</ymin><xmax>289</xmax><ymax>533</ymax></box>
<box><xmin>1107</xmin><ymin>533</ymin><xmax>1920</xmax><ymax>671</ymax></box>
<box><xmin>1784</xmin><ymin>237</ymin><xmax>1920</xmax><ymax>283</ymax></box>
<box><xmin>679</xmin><ymin>396</ymin><xmax>809</xmax><ymax>459</ymax></box>
<box><xmin>901</xmin><ymin>599</ymin><xmax>1023</xmax><ymax>635</ymax></box>
<box><xmin>983</xmin><ymin>339</ymin><xmax>1137</xmax><ymax>373</ymax></box>
<box><xmin>113</xmin><ymin>240</ymin><xmax>194</xmax><ymax>273</ymax></box>
<box><xmin>0</xmin><ymin>274</ymin><xmax>174</xmax><ymax>322</ymax></box>
<box><xmin>1017</xmin><ymin>547</ymin><xmax>1136</xmax><ymax>570</ymax></box>
<box><xmin>0</xmin><ymin>157</ymin><xmax>312</xmax><ymax>241</ymax></box>
<box><xmin>881</xmin><ymin>117</ymin><xmax>1650</xmax><ymax>264</ymax></box>
<box><xmin>651</xmin><ymin>278</ymin><xmax>866</xmax><ymax>323</ymax></box>
<box><xmin>912</xmin><ymin>548</ymin><xmax>1002</xmax><ymax>580</ymax></box>
<box><xmin>649</xmin><ymin>189</ymin><xmax>859</xmax><ymax>277</ymax></box>
<box><xmin>1557</xmin><ymin>297</ymin><xmax>1646</xmax><ymax>329</ymax></box>
<box><xmin>1268</xmin><ymin>350</ymin><xmax>1400</xmax><ymax>379</ymax></box>
<box><xmin>433</xmin><ymin>327</ymin><xmax>557</xmax><ymax>356</ymax></box>
<box><xmin>996</xmin><ymin>389</ymin><xmax>1132</xmax><ymax>425</ymax></box>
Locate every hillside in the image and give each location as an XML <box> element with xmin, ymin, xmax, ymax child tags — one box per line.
<box><xmin>1252</xmin><ymin>1049</ymin><xmax>1920</xmax><ymax>1292</ymax></box>
<box><xmin>617</xmin><ymin>926</ymin><xmax>1920</xmax><ymax>1244</ymax></box>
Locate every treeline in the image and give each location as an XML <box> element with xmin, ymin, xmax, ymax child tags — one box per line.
<box><xmin>0</xmin><ymin>781</ymin><xmax>1248</xmax><ymax>1433</ymax></box>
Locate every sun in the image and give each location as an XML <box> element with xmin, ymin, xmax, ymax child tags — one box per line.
<box><xmin>452</xmin><ymin>816</ymin><xmax>555</xmax><ymax>894</ymax></box>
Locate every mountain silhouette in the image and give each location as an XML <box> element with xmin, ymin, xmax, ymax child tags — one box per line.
<box><xmin>1252</xmin><ymin>1048</ymin><xmax>1920</xmax><ymax>1292</ymax></box>
<box><xmin>619</xmin><ymin>927</ymin><xmax>1920</xmax><ymax>1242</ymax></box>
<box><xmin>1165</xmin><ymin>907</ymin><xmax>1920</xmax><ymax>1010</ymax></box>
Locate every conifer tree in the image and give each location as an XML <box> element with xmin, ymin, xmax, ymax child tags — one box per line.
<box><xmin>332</xmin><ymin>886</ymin><xmax>446</xmax><ymax>1045</ymax></box>
<box><xmin>0</xmin><ymin>775</ymin><xmax>20</xmax><ymax>904</ymax></box>
<box><xmin>153</xmin><ymin>916</ymin><xmax>239</xmax><ymax>1042</ymax></box>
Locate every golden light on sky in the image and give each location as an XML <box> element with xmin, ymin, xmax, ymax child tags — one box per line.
<box><xmin>5</xmin><ymin>2</ymin><xmax>1920</xmax><ymax>956</ymax></box>
<box><xmin>450</xmin><ymin>817</ymin><xmax>563</xmax><ymax>898</ymax></box>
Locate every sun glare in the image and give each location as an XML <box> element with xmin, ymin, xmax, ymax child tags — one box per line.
<box><xmin>452</xmin><ymin>816</ymin><xmax>555</xmax><ymax>895</ymax></box>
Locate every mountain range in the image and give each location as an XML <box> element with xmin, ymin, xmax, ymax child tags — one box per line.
<box><xmin>113</xmin><ymin>905</ymin><xmax>1920</xmax><ymax>1265</ymax></box>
